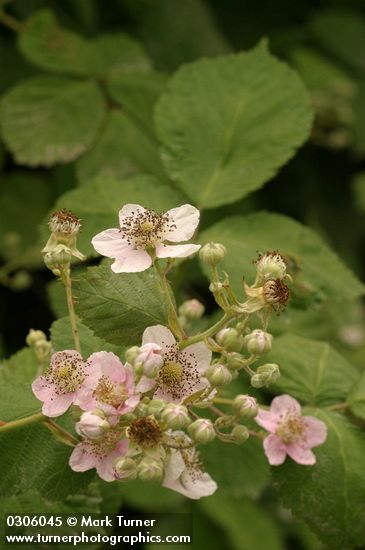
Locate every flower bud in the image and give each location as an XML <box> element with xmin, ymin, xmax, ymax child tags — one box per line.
<box><xmin>147</xmin><ymin>399</ymin><xmax>166</xmax><ymax>417</ymax></box>
<box><xmin>125</xmin><ymin>346</ymin><xmax>140</xmax><ymax>365</ymax></box>
<box><xmin>10</xmin><ymin>271</ymin><xmax>32</xmax><ymax>291</ymax></box>
<box><xmin>160</xmin><ymin>404</ymin><xmax>190</xmax><ymax>429</ymax></box>
<box><xmin>26</xmin><ymin>329</ymin><xmax>47</xmax><ymax>347</ymax></box>
<box><xmin>188</xmin><ymin>419</ymin><xmax>215</xmax><ymax>444</ymax></box>
<box><xmin>232</xmin><ymin>395</ymin><xmax>258</xmax><ymax>418</ymax></box>
<box><xmin>216</xmin><ymin>328</ymin><xmax>244</xmax><ymax>352</ymax></box>
<box><xmin>34</xmin><ymin>339</ymin><xmax>52</xmax><ymax>362</ymax></box>
<box><xmin>114</xmin><ymin>457</ymin><xmax>138</xmax><ymax>481</ymax></box>
<box><xmin>135</xmin><ymin>343</ymin><xmax>164</xmax><ymax>378</ymax></box>
<box><xmin>251</xmin><ymin>363</ymin><xmax>280</xmax><ymax>388</ymax></box>
<box><xmin>137</xmin><ymin>457</ymin><xmax>164</xmax><ymax>481</ymax></box>
<box><xmin>255</xmin><ymin>251</ymin><xmax>287</xmax><ymax>282</ymax></box>
<box><xmin>243</xmin><ymin>330</ymin><xmax>273</xmax><ymax>355</ymax></box>
<box><xmin>206</xmin><ymin>364</ymin><xmax>233</xmax><ymax>386</ymax></box>
<box><xmin>75</xmin><ymin>410</ymin><xmax>110</xmax><ymax>440</ymax></box>
<box><xmin>43</xmin><ymin>210</ymin><xmax>85</xmax><ymax>262</ymax></box>
<box><xmin>44</xmin><ymin>244</ymin><xmax>72</xmax><ymax>273</ymax></box>
<box><xmin>199</xmin><ymin>242</ymin><xmax>226</xmax><ymax>266</ymax></box>
<box><xmin>226</xmin><ymin>352</ymin><xmax>243</xmax><ymax>371</ymax></box>
<box><xmin>178</xmin><ymin>299</ymin><xmax>205</xmax><ymax>320</ymax></box>
<box><xmin>231</xmin><ymin>425</ymin><xmax>249</xmax><ymax>444</ymax></box>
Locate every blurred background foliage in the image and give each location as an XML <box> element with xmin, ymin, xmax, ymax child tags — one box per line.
<box><xmin>0</xmin><ymin>1</ymin><xmax>365</xmax><ymax>549</ymax></box>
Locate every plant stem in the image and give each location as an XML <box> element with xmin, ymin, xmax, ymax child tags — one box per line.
<box><xmin>154</xmin><ymin>260</ymin><xmax>185</xmax><ymax>340</ymax></box>
<box><xmin>0</xmin><ymin>413</ymin><xmax>45</xmax><ymax>433</ymax></box>
<box><xmin>325</xmin><ymin>402</ymin><xmax>348</xmax><ymax>412</ymax></box>
<box><xmin>61</xmin><ymin>268</ymin><xmax>81</xmax><ymax>353</ymax></box>
<box><xmin>45</xmin><ymin>419</ymin><xmax>78</xmax><ymax>447</ymax></box>
<box><xmin>213</xmin><ymin>397</ymin><xmax>234</xmax><ymax>405</ymax></box>
<box><xmin>179</xmin><ymin>312</ymin><xmax>232</xmax><ymax>349</ymax></box>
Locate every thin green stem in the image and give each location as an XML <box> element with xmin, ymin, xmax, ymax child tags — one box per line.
<box><xmin>0</xmin><ymin>413</ymin><xmax>45</xmax><ymax>433</ymax></box>
<box><xmin>213</xmin><ymin>397</ymin><xmax>234</xmax><ymax>406</ymax></box>
<box><xmin>179</xmin><ymin>312</ymin><xmax>232</xmax><ymax>350</ymax></box>
<box><xmin>154</xmin><ymin>260</ymin><xmax>185</xmax><ymax>340</ymax></box>
<box><xmin>61</xmin><ymin>268</ymin><xmax>81</xmax><ymax>353</ymax></box>
<box><xmin>45</xmin><ymin>419</ymin><xmax>78</xmax><ymax>447</ymax></box>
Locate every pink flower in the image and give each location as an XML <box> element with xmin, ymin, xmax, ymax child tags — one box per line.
<box><xmin>69</xmin><ymin>429</ymin><xmax>128</xmax><ymax>481</ymax></box>
<box><xmin>135</xmin><ymin>343</ymin><xmax>164</xmax><ymax>377</ymax></box>
<box><xmin>76</xmin><ymin>352</ymin><xmax>139</xmax><ymax>424</ymax></box>
<box><xmin>136</xmin><ymin>325</ymin><xmax>212</xmax><ymax>403</ymax></box>
<box><xmin>163</xmin><ymin>445</ymin><xmax>217</xmax><ymax>499</ymax></box>
<box><xmin>91</xmin><ymin>203</ymin><xmax>201</xmax><ymax>273</ymax></box>
<box><xmin>32</xmin><ymin>350</ymin><xmax>92</xmax><ymax>417</ymax></box>
<box><xmin>255</xmin><ymin>394</ymin><xmax>327</xmax><ymax>466</ymax></box>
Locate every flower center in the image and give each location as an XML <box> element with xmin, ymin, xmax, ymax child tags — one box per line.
<box><xmin>160</xmin><ymin>361</ymin><xmax>183</xmax><ymax>386</ymax></box>
<box><xmin>127</xmin><ymin>416</ymin><xmax>162</xmax><ymax>448</ymax></box>
<box><xmin>156</xmin><ymin>345</ymin><xmax>201</xmax><ymax>401</ymax></box>
<box><xmin>119</xmin><ymin>208</ymin><xmax>176</xmax><ymax>249</ymax></box>
<box><xmin>49</xmin><ymin>209</ymin><xmax>81</xmax><ymax>236</ymax></box>
<box><xmin>93</xmin><ymin>376</ymin><xmax>128</xmax><ymax>407</ymax></box>
<box><xmin>45</xmin><ymin>353</ymin><xmax>85</xmax><ymax>394</ymax></box>
<box><xmin>84</xmin><ymin>429</ymin><xmax>122</xmax><ymax>458</ymax></box>
<box><xmin>277</xmin><ymin>414</ymin><xmax>305</xmax><ymax>444</ymax></box>
<box><xmin>263</xmin><ymin>279</ymin><xmax>290</xmax><ymax>312</ymax></box>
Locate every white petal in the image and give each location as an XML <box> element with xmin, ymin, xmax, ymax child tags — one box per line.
<box><xmin>155</xmin><ymin>243</ymin><xmax>201</xmax><ymax>259</ymax></box>
<box><xmin>165</xmin><ymin>205</ymin><xmax>200</xmax><ymax>242</ymax></box>
<box><xmin>111</xmin><ymin>249</ymin><xmax>152</xmax><ymax>273</ymax></box>
<box><xmin>142</xmin><ymin>325</ymin><xmax>176</xmax><ymax>348</ymax></box>
<box><xmin>181</xmin><ymin>342</ymin><xmax>212</xmax><ymax>374</ymax></box>
<box><xmin>92</xmin><ymin>228</ymin><xmax>130</xmax><ymax>258</ymax></box>
<box><xmin>118</xmin><ymin>203</ymin><xmax>147</xmax><ymax>226</ymax></box>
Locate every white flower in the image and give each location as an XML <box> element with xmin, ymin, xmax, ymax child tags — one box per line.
<box><xmin>91</xmin><ymin>204</ymin><xmax>201</xmax><ymax>273</ymax></box>
<box><xmin>136</xmin><ymin>325</ymin><xmax>212</xmax><ymax>403</ymax></box>
<box><xmin>163</xmin><ymin>445</ymin><xmax>217</xmax><ymax>499</ymax></box>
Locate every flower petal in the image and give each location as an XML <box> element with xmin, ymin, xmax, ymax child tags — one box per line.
<box><xmin>142</xmin><ymin>325</ymin><xmax>176</xmax><ymax>348</ymax></box>
<box><xmin>302</xmin><ymin>416</ymin><xmax>327</xmax><ymax>447</ymax></box>
<box><xmin>118</xmin><ymin>203</ymin><xmax>147</xmax><ymax>226</ymax></box>
<box><xmin>111</xmin><ymin>249</ymin><xmax>152</xmax><ymax>273</ymax></box>
<box><xmin>270</xmin><ymin>394</ymin><xmax>301</xmax><ymax>418</ymax></box>
<box><xmin>42</xmin><ymin>392</ymin><xmax>75</xmax><ymax>417</ymax></box>
<box><xmin>181</xmin><ymin>342</ymin><xmax>212</xmax><ymax>374</ymax></box>
<box><xmin>69</xmin><ymin>443</ymin><xmax>97</xmax><ymax>472</ymax></box>
<box><xmin>164</xmin><ymin>205</ymin><xmax>200</xmax><ymax>242</ymax></box>
<box><xmin>255</xmin><ymin>409</ymin><xmax>280</xmax><ymax>433</ymax></box>
<box><xmin>286</xmin><ymin>442</ymin><xmax>316</xmax><ymax>465</ymax></box>
<box><xmin>263</xmin><ymin>434</ymin><xmax>287</xmax><ymax>465</ymax></box>
<box><xmin>136</xmin><ymin>376</ymin><xmax>156</xmax><ymax>393</ymax></box>
<box><xmin>155</xmin><ymin>243</ymin><xmax>201</xmax><ymax>259</ymax></box>
<box><xmin>91</xmin><ymin>228</ymin><xmax>130</xmax><ymax>258</ymax></box>
<box><xmin>89</xmin><ymin>351</ymin><xmax>124</xmax><ymax>383</ymax></box>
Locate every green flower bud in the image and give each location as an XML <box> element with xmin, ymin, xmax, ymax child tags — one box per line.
<box><xmin>114</xmin><ymin>457</ymin><xmax>138</xmax><ymax>481</ymax></box>
<box><xmin>251</xmin><ymin>363</ymin><xmax>280</xmax><ymax>388</ymax></box>
<box><xmin>147</xmin><ymin>399</ymin><xmax>166</xmax><ymax>417</ymax></box>
<box><xmin>232</xmin><ymin>395</ymin><xmax>258</xmax><ymax>418</ymax></box>
<box><xmin>231</xmin><ymin>425</ymin><xmax>249</xmax><ymax>444</ymax></box>
<box><xmin>206</xmin><ymin>364</ymin><xmax>233</xmax><ymax>386</ymax></box>
<box><xmin>216</xmin><ymin>328</ymin><xmax>244</xmax><ymax>352</ymax></box>
<box><xmin>137</xmin><ymin>457</ymin><xmax>164</xmax><ymax>481</ymax></box>
<box><xmin>125</xmin><ymin>346</ymin><xmax>140</xmax><ymax>366</ymax></box>
<box><xmin>226</xmin><ymin>352</ymin><xmax>243</xmax><ymax>371</ymax></box>
<box><xmin>199</xmin><ymin>242</ymin><xmax>226</xmax><ymax>266</ymax></box>
<box><xmin>178</xmin><ymin>299</ymin><xmax>205</xmax><ymax>320</ymax></box>
<box><xmin>26</xmin><ymin>329</ymin><xmax>47</xmax><ymax>347</ymax></box>
<box><xmin>160</xmin><ymin>404</ymin><xmax>190</xmax><ymax>429</ymax></box>
<box><xmin>243</xmin><ymin>330</ymin><xmax>273</xmax><ymax>355</ymax></box>
<box><xmin>188</xmin><ymin>419</ymin><xmax>215</xmax><ymax>444</ymax></box>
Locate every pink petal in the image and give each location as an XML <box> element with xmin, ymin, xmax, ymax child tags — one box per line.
<box><xmin>69</xmin><ymin>443</ymin><xmax>97</xmax><ymax>472</ymax></box>
<box><xmin>142</xmin><ymin>324</ymin><xmax>176</xmax><ymax>348</ymax></box>
<box><xmin>302</xmin><ymin>416</ymin><xmax>327</xmax><ymax>447</ymax></box>
<box><xmin>74</xmin><ymin>388</ymin><xmax>96</xmax><ymax>412</ymax></box>
<box><xmin>270</xmin><ymin>394</ymin><xmax>302</xmax><ymax>418</ymax></box>
<box><xmin>96</xmin><ymin>451</ymin><xmax>122</xmax><ymax>482</ymax></box>
<box><xmin>111</xmin><ymin>249</ymin><xmax>152</xmax><ymax>273</ymax></box>
<box><xmin>32</xmin><ymin>376</ymin><xmax>53</xmax><ymax>401</ymax></box>
<box><xmin>91</xmin><ymin>228</ymin><xmax>130</xmax><ymax>258</ymax></box>
<box><xmin>181</xmin><ymin>342</ymin><xmax>212</xmax><ymax>374</ymax></box>
<box><xmin>155</xmin><ymin>243</ymin><xmax>201</xmax><ymax>259</ymax></box>
<box><xmin>286</xmin><ymin>442</ymin><xmax>316</xmax><ymax>465</ymax></box>
<box><xmin>263</xmin><ymin>434</ymin><xmax>287</xmax><ymax>465</ymax></box>
<box><xmin>164</xmin><ymin>205</ymin><xmax>200</xmax><ymax>242</ymax></box>
<box><xmin>118</xmin><ymin>203</ymin><xmax>147</xmax><ymax>226</ymax></box>
<box><xmin>135</xmin><ymin>376</ymin><xmax>156</xmax><ymax>393</ymax></box>
<box><xmin>255</xmin><ymin>409</ymin><xmax>280</xmax><ymax>433</ymax></box>
<box><xmin>89</xmin><ymin>351</ymin><xmax>124</xmax><ymax>383</ymax></box>
<box><xmin>42</xmin><ymin>392</ymin><xmax>75</xmax><ymax>417</ymax></box>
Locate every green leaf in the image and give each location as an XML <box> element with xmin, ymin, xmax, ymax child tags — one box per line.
<box><xmin>51</xmin><ymin>316</ymin><xmax>122</xmax><ymax>358</ymax></box>
<box><xmin>267</xmin><ymin>334</ymin><xmax>359</xmax><ymax>406</ymax></box>
<box><xmin>118</xmin><ymin>479</ymin><xmax>183</xmax><ymax>510</ymax></box>
<box><xmin>0</xmin><ymin>75</ymin><xmax>105</xmax><ymax>166</ymax></box>
<box><xmin>348</xmin><ymin>371</ymin><xmax>365</xmax><ymax>420</ymax></box>
<box><xmin>19</xmin><ymin>9</ymin><xmax>151</xmax><ymax>77</ymax></box>
<box><xmin>45</xmin><ymin>174</ymin><xmax>186</xmax><ymax>256</ymax></box>
<box><xmin>155</xmin><ymin>43</ymin><xmax>313</xmax><ymax>208</ymax></box>
<box><xmin>0</xmin><ymin>347</ymin><xmax>38</xmax><ymax>384</ymax></box>
<box><xmin>0</xmin><ymin>383</ymin><xmax>40</xmax><ymax>421</ymax></box>
<box><xmin>199</xmin><ymin>213</ymin><xmax>364</xmax><ymax>304</ymax></box>
<box><xmin>74</xmin><ymin>264</ymin><xmax>168</xmax><ymax>346</ymax></box>
<box><xmin>200</xmin><ymin>438</ymin><xmax>269</xmax><ymax>498</ymax></box>
<box><xmin>76</xmin><ymin>111</ymin><xmax>165</xmax><ymax>185</ymax></box>
<box><xmin>273</xmin><ymin>410</ymin><xmax>365</xmax><ymax>549</ymax></box>
<box><xmin>200</xmin><ymin>493</ymin><xmax>283</xmax><ymax>550</ymax></box>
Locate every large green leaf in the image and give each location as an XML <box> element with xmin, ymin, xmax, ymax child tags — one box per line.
<box><xmin>348</xmin><ymin>371</ymin><xmax>365</xmax><ymax>420</ymax></box>
<box><xmin>155</xmin><ymin>43</ymin><xmax>313</xmax><ymax>208</ymax></box>
<box><xmin>0</xmin><ymin>383</ymin><xmax>40</xmax><ymax>421</ymax></box>
<box><xmin>274</xmin><ymin>410</ymin><xmax>365</xmax><ymax>549</ymax></box>
<box><xmin>267</xmin><ymin>334</ymin><xmax>359</xmax><ymax>406</ymax></box>
<box><xmin>0</xmin><ymin>75</ymin><xmax>105</xmax><ymax>166</ymax></box>
<box><xmin>0</xmin><ymin>347</ymin><xmax>38</xmax><ymax>384</ymax></box>
<box><xmin>74</xmin><ymin>264</ymin><xmax>169</xmax><ymax>346</ymax></box>
<box><xmin>44</xmin><ymin>174</ymin><xmax>186</xmax><ymax>256</ymax></box>
<box><xmin>76</xmin><ymin>111</ymin><xmax>165</xmax><ymax>185</ymax></box>
<box><xmin>199</xmin><ymin>213</ymin><xmax>364</xmax><ymax>304</ymax></box>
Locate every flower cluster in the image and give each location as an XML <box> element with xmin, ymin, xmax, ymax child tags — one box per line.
<box><xmin>31</xmin><ymin>203</ymin><xmax>327</xmax><ymax>500</ymax></box>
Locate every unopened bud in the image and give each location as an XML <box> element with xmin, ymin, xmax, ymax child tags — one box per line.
<box><xmin>231</xmin><ymin>425</ymin><xmax>249</xmax><ymax>444</ymax></box>
<box><xmin>216</xmin><ymin>328</ymin><xmax>244</xmax><ymax>352</ymax></box>
<box><xmin>160</xmin><ymin>404</ymin><xmax>190</xmax><ymax>429</ymax></box>
<box><xmin>135</xmin><ymin>343</ymin><xmax>163</xmax><ymax>378</ymax></box>
<box><xmin>206</xmin><ymin>364</ymin><xmax>233</xmax><ymax>386</ymax></box>
<box><xmin>251</xmin><ymin>363</ymin><xmax>280</xmax><ymax>388</ymax></box>
<box><xmin>125</xmin><ymin>346</ymin><xmax>140</xmax><ymax>365</ymax></box>
<box><xmin>114</xmin><ymin>457</ymin><xmax>138</xmax><ymax>481</ymax></box>
<box><xmin>44</xmin><ymin>244</ymin><xmax>72</xmax><ymax>273</ymax></box>
<box><xmin>178</xmin><ymin>299</ymin><xmax>205</xmax><ymax>320</ymax></box>
<box><xmin>26</xmin><ymin>329</ymin><xmax>47</xmax><ymax>347</ymax></box>
<box><xmin>226</xmin><ymin>352</ymin><xmax>243</xmax><ymax>371</ymax></box>
<box><xmin>244</xmin><ymin>330</ymin><xmax>273</xmax><ymax>355</ymax></box>
<box><xmin>34</xmin><ymin>339</ymin><xmax>52</xmax><ymax>362</ymax></box>
<box><xmin>232</xmin><ymin>395</ymin><xmax>258</xmax><ymax>418</ymax></box>
<box><xmin>199</xmin><ymin>242</ymin><xmax>226</xmax><ymax>266</ymax></box>
<box><xmin>188</xmin><ymin>419</ymin><xmax>215</xmax><ymax>444</ymax></box>
<box><xmin>75</xmin><ymin>410</ymin><xmax>110</xmax><ymax>440</ymax></box>
<box><xmin>10</xmin><ymin>271</ymin><xmax>32</xmax><ymax>291</ymax></box>
<box><xmin>147</xmin><ymin>399</ymin><xmax>166</xmax><ymax>417</ymax></box>
<box><xmin>255</xmin><ymin>251</ymin><xmax>287</xmax><ymax>282</ymax></box>
<box><xmin>137</xmin><ymin>457</ymin><xmax>164</xmax><ymax>481</ymax></box>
